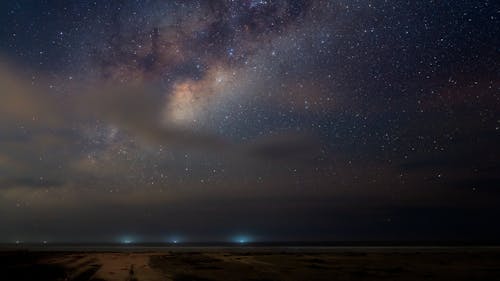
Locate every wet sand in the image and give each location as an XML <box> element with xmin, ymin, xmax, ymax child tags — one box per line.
<box><xmin>2</xmin><ymin>248</ymin><xmax>500</xmax><ymax>280</ymax></box>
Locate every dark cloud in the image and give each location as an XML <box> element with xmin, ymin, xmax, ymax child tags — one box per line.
<box><xmin>0</xmin><ymin>178</ymin><xmax>64</xmax><ymax>189</ymax></box>
<box><xmin>245</xmin><ymin>132</ymin><xmax>322</xmax><ymax>162</ymax></box>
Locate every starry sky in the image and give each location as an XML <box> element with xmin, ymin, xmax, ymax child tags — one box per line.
<box><xmin>0</xmin><ymin>0</ymin><xmax>499</xmax><ymax>243</ymax></box>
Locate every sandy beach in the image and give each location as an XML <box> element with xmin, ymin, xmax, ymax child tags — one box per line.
<box><xmin>2</xmin><ymin>247</ymin><xmax>500</xmax><ymax>281</ymax></box>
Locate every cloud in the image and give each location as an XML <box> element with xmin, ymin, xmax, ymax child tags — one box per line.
<box><xmin>244</xmin><ymin>132</ymin><xmax>322</xmax><ymax>162</ymax></box>
<box><xmin>0</xmin><ymin>61</ymin><xmax>324</xmax><ymax>199</ymax></box>
<box><xmin>0</xmin><ymin>177</ymin><xmax>64</xmax><ymax>189</ymax></box>
<box><xmin>0</xmin><ymin>63</ymin><xmax>65</xmax><ymax>128</ymax></box>
<box><xmin>0</xmin><ymin>61</ymin><xmax>228</xmax><ymax>150</ymax></box>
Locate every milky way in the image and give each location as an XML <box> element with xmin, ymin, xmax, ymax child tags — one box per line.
<box><xmin>0</xmin><ymin>1</ymin><xmax>498</xmax><ymax>242</ymax></box>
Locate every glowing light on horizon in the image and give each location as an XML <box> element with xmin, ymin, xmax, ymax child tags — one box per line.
<box><xmin>233</xmin><ymin>235</ymin><xmax>252</xmax><ymax>244</ymax></box>
<box><xmin>169</xmin><ymin>236</ymin><xmax>181</xmax><ymax>244</ymax></box>
<box><xmin>120</xmin><ymin>235</ymin><xmax>134</xmax><ymax>244</ymax></box>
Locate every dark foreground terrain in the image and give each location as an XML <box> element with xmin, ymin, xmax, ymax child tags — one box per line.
<box><xmin>1</xmin><ymin>248</ymin><xmax>500</xmax><ymax>281</ymax></box>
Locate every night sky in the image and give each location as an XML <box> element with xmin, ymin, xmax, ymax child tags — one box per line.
<box><xmin>0</xmin><ymin>1</ymin><xmax>498</xmax><ymax>243</ymax></box>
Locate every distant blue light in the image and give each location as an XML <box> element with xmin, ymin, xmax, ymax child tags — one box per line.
<box><xmin>169</xmin><ymin>236</ymin><xmax>181</xmax><ymax>244</ymax></box>
<box><xmin>120</xmin><ymin>236</ymin><xmax>134</xmax><ymax>244</ymax></box>
<box><xmin>233</xmin><ymin>235</ymin><xmax>251</xmax><ymax>244</ymax></box>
